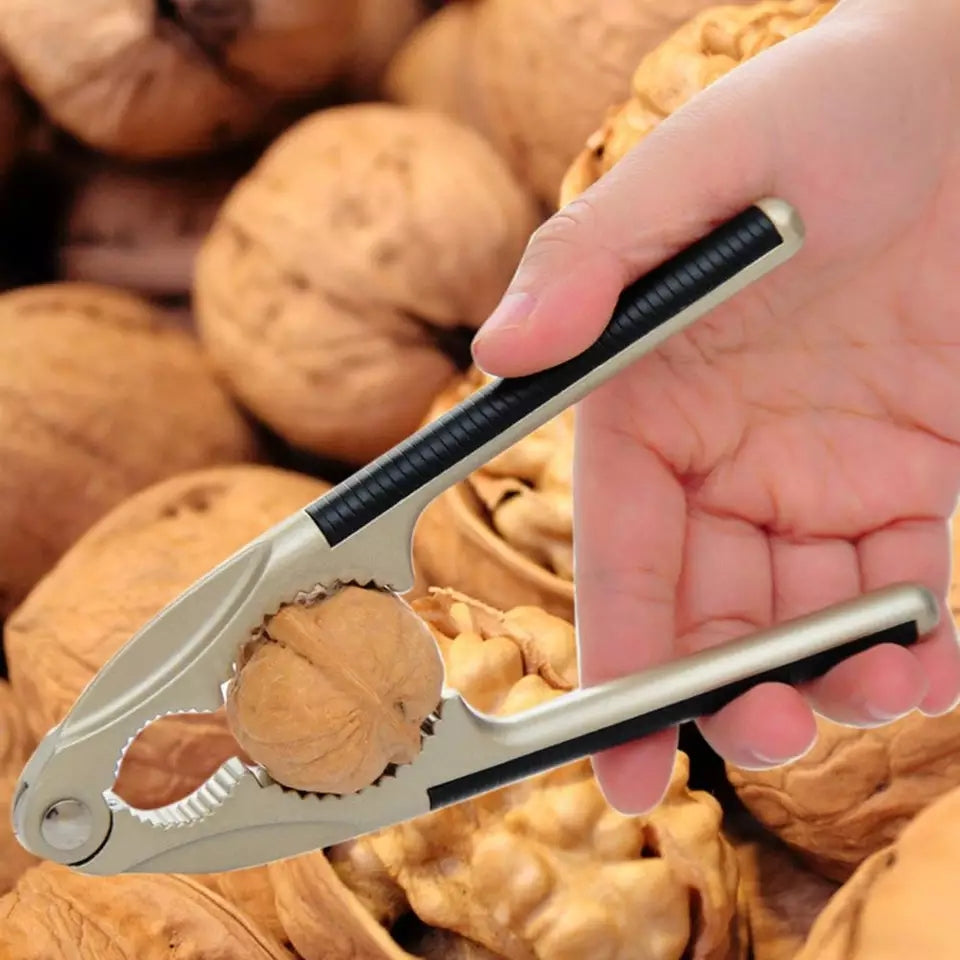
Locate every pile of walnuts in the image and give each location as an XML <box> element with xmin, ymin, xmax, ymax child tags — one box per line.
<box><xmin>2</xmin><ymin>1</ymin><xmax>959</xmax><ymax>959</ymax></box>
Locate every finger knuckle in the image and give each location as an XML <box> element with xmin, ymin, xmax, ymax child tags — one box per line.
<box><xmin>524</xmin><ymin>197</ymin><xmax>600</xmax><ymax>261</ymax></box>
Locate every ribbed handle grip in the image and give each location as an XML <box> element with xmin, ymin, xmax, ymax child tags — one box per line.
<box><xmin>308</xmin><ymin>201</ymin><xmax>801</xmax><ymax>546</ymax></box>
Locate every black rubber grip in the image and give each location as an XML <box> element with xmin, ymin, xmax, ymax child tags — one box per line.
<box><xmin>307</xmin><ymin>205</ymin><xmax>783</xmax><ymax>546</ymax></box>
<box><xmin>427</xmin><ymin>619</ymin><xmax>918</xmax><ymax>809</ymax></box>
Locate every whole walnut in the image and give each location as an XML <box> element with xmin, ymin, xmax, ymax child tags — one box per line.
<box><xmin>0</xmin><ymin>282</ymin><xmax>256</xmax><ymax>616</ymax></box>
<box><xmin>560</xmin><ymin>0</ymin><xmax>835</xmax><ymax>204</ymax></box>
<box><xmin>0</xmin><ymin>861</ymin><xmax>291</xmax><ymax>960</ymax></box>
<box><xmin>226</xmin><ymin>584</ymin><xmax>444</xmax><ymax>794</ymax></box>
<box><xmin>0</xmin><ymin>0</ymin><xmax>359</xmax><ymax>159</ymax></box>
<box><xmin>57</xmin><ymin>160</ymin><xmax>241</xmax><ymax>300</ymax></box>
<box><xmin>289</xmin><ymin>589</ymin><xmax>745</xmax><ymax>960</ymax></box>
<box><xmin>412</xmin><ymin>369</ymin><xmax>574</xmax><ymax>620</ymax></box>
<box><xmin>4</xmin><ymin>464</ymin><xmax>330</xmax><ymax>808</ymax></box>
<box><xmin>387</xmin><ymin>0</ymin><xmax>755</xmax><ymax>205</ymax></box>
<box><xmin>194</xmin><ymin>102</ymin><xmax>539</xmax><ymax>465</ymax></box>
<box><xmin>795</xmin><ymin>784</ymin><xmax>960</xmax><ymax>960</ymax></box>
<box><xmin>0</xmin><ymin>679</ymin><xmax>37</xmax><ymax>894</ymax></box>
<box><xmin>384</xmin><ymin>2</ymin><xmax>488</xmax><ymax>134</ymax></box>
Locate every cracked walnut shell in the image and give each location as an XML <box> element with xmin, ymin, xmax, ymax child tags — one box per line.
<box><xmin>0</xmin><ymin>282</ymin><xmax>255</xmax><ymax>617</ymax></box>
<box><xmin>795</xmin><ymin>783</ymin><xmax>960</xmax><ymax>960</ymax></box>
<box><xmin>726</xmin><ymin>704</ymin><xmax>960</xmax><ymax>882</ymax></box>
<box><xmin>560</xmin><ymin>0</ymin><xmax>835</xmax><ymax>205</ymax></box>
<box><xmin>225</xmin><ymin>585</ymin><xmax>444</xmax><ymax>794</ymax></box>
<box><xmin>326</xmin><ymin>589</ymin><xmax>743</xmax><ymax>960</ymax></box>
<box><xmin>0</xmin><ymin>0</ymin><xmax>359</xmax><ymax>159</ymax></box>
<box><xmin>4</xmin><ymin>464</ymin><xmax>330</xmax><ymax>809</ymax></box>
<box><xmin>194</xmin><ymin>102</ymin><xmax>539</xmax><ymax>465</ymax></box>
<box><xmin>0</xmin><ymin>861</ymin><xmax>291</xmax><ymax>960</ymax></box>
<box><xmin>412</xmin><ymin>369</ymin><xmax>574</xmax><ymax>620</ymax></box>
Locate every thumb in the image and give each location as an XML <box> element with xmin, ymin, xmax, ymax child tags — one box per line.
<box><xmin>470</xmin><ymin>44</ymin><xmax>789</xmax><ymax>377</ymax></box>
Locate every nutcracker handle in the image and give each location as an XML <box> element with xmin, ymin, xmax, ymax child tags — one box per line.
<box><xmin>306</xmin><ymin>198</ymin><xmax>804</xmax><ymax>547</ymax></box>
<box><xmin>426</xmin><ymin>583</ymin><xmax>938</xmax><ymax>808</ymax></box>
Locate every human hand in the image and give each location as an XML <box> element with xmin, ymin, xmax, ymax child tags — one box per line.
<box><xmin>471</xmin><ymin>0</ymin><xmax>960</xmax><ymax>813</ymax></box>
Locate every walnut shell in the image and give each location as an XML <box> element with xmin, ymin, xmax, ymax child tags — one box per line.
<box><xmin>0</xmin><ymin>861</ymin><xmax>291</xmax><ymax>959</ymax></box>
<box><xmin>795</xmin><ymin>784</ymin><xmax>960</xmax><ymax>959</ymax></box>
<box><xmin>0</xmin><ymin>678</ymin><xmax>31</xmax><ymax>772</ymax></box>
<box><xmin>0</xmin><ymin>282</ymin><xmax>255</xmax><ymax>617</ymax></box>
<box><xmin>225</xmin><ymin>585</ymin><xmax>444</xmax><ymax>793</ymax></box>
<box><xmin>560</xmin><ymin>0</ymin><xmax>835</xmax><ymax>205</ymax></box>
<box><xmin>726</xmin><ymin>706</ymin><xmax>960</xmax><ymax>882</ymax></box>
<box><xmin>390</xmin><ymin>0</ymin><xmax>757</xmax><ymax>204</ymax></box>
<box><xmin>0</xmin><ymin>0</ymin><xmax>359</xmax><ymax>159</ymax></box>
<box><xmin>383</xmin><ymin>2</ymin><xmax>489</xmax><ymax>133</ymax></box>
<box><xmin>411</xmin><ymin>369</ymin><xmax>574</xmax><ymax>619</ymax></box>
<box><xmin>5</xmin><ymin>464</ymin><xmax>330</xmax><ymax>808</ymax></box>
<box><xmin>0</xmin><ymin>679</ymin><xmax>38</xmax><ymax>894</ymax></box>
<box><xmin>270</xmin><ymin>849</ymin><xmax>419</xmax><ymax>960</ymax></box>
<box><xmin>733</xmin><ymin>833</ymin><xmax>839</xmax><ymax>960</ymax></box>
<box><xmin>327</xmin><ymin>838</ymin><xmax>409</xmax><ymax>928</ymax></box>
<box><xmin>194</xmin><ymin>867</ymin><xmax>287</xmax><ymax>948</ymax></box>
<box><xmin>194</xmin><ymin>102</ymin><xmax>539</xmax><ymax>465</ymax></box>
<box><xmin>334</xmin><ymin>589</ymin><xmax>743</xmax><ymax>960</ymax></box>
<box><xmin>57</xmin><ymin>160</ymin><xmax>241</xmax><ymax>299</ymax></box>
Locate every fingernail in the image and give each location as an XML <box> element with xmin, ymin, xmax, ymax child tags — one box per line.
<box><xmin>864</xmin><ymin>703</ymin><xmax>910</xmax><ymax>723</ymax></box>
<box><xmin>739</xmin><ymin>744</ymin><xmax>813</xmax><ymax>770</ymax></box>
<box><xmin>473</xmin><ymin>292</ymin><xmax>535</xmax><ymax>347</ymax></box>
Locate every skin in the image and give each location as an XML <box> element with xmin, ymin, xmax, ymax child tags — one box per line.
<box><xmin>471</xmin><ymin>0</ymin><xmax>960</xmax><ymax>814</ymax></box>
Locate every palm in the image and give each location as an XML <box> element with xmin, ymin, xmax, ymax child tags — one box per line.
<box><xmin>473</xmin><ymin>2</ymin><xmax>960</xmax><ymax>811</ymax></box>
<box><xmin>572</xmin><ymin>50</ymin><xmax>960</xmax><ymax>809</ymax></box>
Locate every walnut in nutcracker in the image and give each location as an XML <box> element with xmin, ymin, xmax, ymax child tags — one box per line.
<box><xmin>0</xmin><ymin>861</ymin><xmax>292</xmax><ymax>960</ymax></box>
<box><xmin>0</xmin><ymin>0</ymin><xmax>360</xmax><ymax>159</ymax></box>
<box><xmin>386</xmin><ymin>0</ymin><xmax>758</xmax><ymax>205</ymax></box>
<box><xmin>560</xmin><ymin>0</ymin><xmax>835</xmax><ymax>205</ymax></box>
<box><xmin>225</xmin><ymin>584</ymin><xmax>444</xmax><ymax>794</ymax></box>
<box><xmin>194</xmin><ymin>102</ymin><xmax>539</xmax><ymax>466</ymax></box>
<box><xmin>794</xmin><ymin>783</ymin><xmax>960</xmax><ymax>960</ymax></box>
<box><xmin>0</xmin><ymin>282</ymin><xmax>256</xmax><ymax>617</ymax></box>
<box><xmin>411</xmin><ymin>369</ymin><xmax>574</xmax><ymax>620</ymax></box>
<box><xmin>4</xmin><ymin>464</ymin><xmax>330</xmax><ymax>809</ymax></box>
<box><xmin>273</xmin><ymin>589</ymin><xmax>745</xmax><ymax>960</ymax></box>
